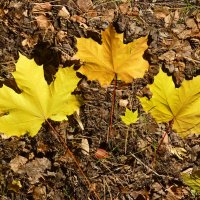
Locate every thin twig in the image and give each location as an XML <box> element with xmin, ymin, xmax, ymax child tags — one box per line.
<box><xmin>153</xmin><ymin>120</ymin><xmax>173</xmax><ymax>166</ymax></box>
<box><xmin>107</xmin><ymin>74</ymin><xmax>117</xmax><ymax>142</ymax></box>
<box><xmin>130</xmin><ymin>152</ymin><xmax>167</xmax><ymax>178</ymax></box>
<box><xmin>46</xmin><ymin>120</ymin><xmax>100</xmax><ymax>200</ymax></box>
<box><xmin>156</xmin><ymin>131</ymin><xmax>168</xmax><ymax>154</ymax></box>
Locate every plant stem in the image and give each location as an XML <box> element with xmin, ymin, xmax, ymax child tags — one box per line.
<box><xmin>156</xmin><ymin>120</ymin><xmax>173</xmax><ymax>154</ymax></box>
<box><xmin>155</xmin><ymin>131</ymin><xmax>167</xmax><ymax>155</ymax></box>
<box><xmin>152</xmin><ymin>120</ymin><xmax>173</xmax><ymax>167</ymax></box>
<box><xmin>46</xmin><ymin>120</ymin><xmax>100</xmax><ymax>200</ymax></box>
<box><xmin>107</xmin><ymin>74</ymin><xmax>117</xmax><ymax>142</ymax></box>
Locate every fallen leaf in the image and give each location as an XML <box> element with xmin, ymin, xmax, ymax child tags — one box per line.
<box><xmin>33</xmin><ymin>186</ymin><xmax>46</xmax><ymax>200</ymax></box>
<box><xmin>154</xmin><ymin>6</ymin><xmax>170</xmax><ymax>19</ymax></box>
<box><xmin>56</xmin><ymin>30</ymin><xmax>67</xmax><ymax>43</ymax></box>
<box><xmin>101</xmin><ymin>9</ymin><xmax>115</xmax><ymax>23</ymax></box>
<box><xmin>182</xmin><ymin>172</ymin><xmax>200</xmax><ymax>194</ymax></box>
<box><xmin>185</xmin><ymin>18</ymin><xmax>198</xmax><ymax>31</ymax></box>
<box><xmin>77</xmin><ymin>0</ymin><xmax>93</xmax><ymax>12</ymax></box>
<box><xmin>11</xmin><ymin>157</ymin><xmax>51</xmax><ymax>184</ymax></box>
<box><xmin>119</xmin><ymin>3</ymin><xmax>130</xmax><ymax>14</ymax></box>
<box><xmin>9</xmin><ymin>155</ymin><xmax>28</xmax><ymax>173</ymax></box>
<box><xmin>164</xmin><ymin>14</ymin><xmax>173</xmax><ymax>28</ymax></box>
<box><xmin>95</xmin><ymin>148</ymin><xmax>109</xmax><ymax>159</ymax></box>
<box><xmin>35</xmin><ymin>15</ymin><xmax>54</xmax><ymax>31</ymax></box>
<box><xmin>21</xmin><ymin>35</ymin><xmax>39</xmax><ymax>48</ymax></box>
<box><xmin>25</xmin><ymin>158</ymin><xmax>51</xmax><ymax>184</ymax></box>
<box><xmin>0</xmin><ymin>8</ymin><xmax>6</xmax><ymax>18</ymax></box>
<box><xmin>121</xmin><ymin>108</ymin><xmax>139</xmax><ymax>125</ymax></box>
<box><xmin>74</xmin><ymin>110</ymin><xmax>84</xmax><ymax>130</ymax></box>
<box><xmin>75</xmin><ymin>25</ymin><xmax>149</xmax><ymax>86</ymax></box>
<box><xmin>58</xmin><ymin>6</ymin><xmax>70</xmax><ymax>18</ymax></box>
<box><xmin>166</xmin><ymin>185</ymin><xmax>185</xmax><ymax>200</ymax></box>
<box><xmin>159</xmin><ymin>50</ymin><xmax>176</xmax><ymax>62</ymax></box>
<box><xmin>139</xmin><ymin>69</ymin><xmax>200</xmax><ymax>137</ymax></box>
<box><xmin>0</xmin><ymin>54</ymin><xmax>80</xmax><ymax>137</ymax></box>
<box><xmin>168</xmin><ymin>146</ymin><xmax>187</xmax><ymax>160</ymax></box>
<box><xmin>70</xmin><ymin>15</ymin><xmax>86</xmax><ymax>23</ymax></box>
<box><xmin>81</xmin><ymin>138</ymin><xmax>89</xmax><ymax>155</ymax></box>
<box><xmin>32</xmin><ymin>2</ymin><xmax>52</xmax><ymax>13</ymax></box>
<box><xmin>119</xmin><ymin>99</ymin><xmax>129</xmax><ymax>107</ymax></box>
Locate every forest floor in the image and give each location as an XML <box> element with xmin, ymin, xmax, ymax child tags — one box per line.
<box><xmin>0</xmin><ymin>0</ymin><xmax>200</xmax><ymax>199</ymax></box>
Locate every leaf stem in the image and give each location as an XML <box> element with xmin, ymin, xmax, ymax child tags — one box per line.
<box><xmin>152</xmin><ymin>120</ymin><xmax>174</xmax><ymax>167</ymax></box>
<box><xmin>156</xmin><ymin>120</ymin><xmax>173</xmax><ymax>154</ymax></box>
<box><xmin>107</xmin><ymin>74</ymin><xmax>117</xmax><ymax>142</ymax></box>
<box><xmin>46</xmin><ymin>120</ymin><xmax>100</xmax><ymax>200</ymax></box>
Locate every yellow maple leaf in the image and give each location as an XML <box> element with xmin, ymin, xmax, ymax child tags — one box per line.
<box><xmin>181</xmin><ymin>172</ymin><xmax>200</xmax><ymax>194</ymax></box>
<box><xmin>140</xmin><ymin>69</ymin><xmax>200</xmax><ymax>137</ymax></box>
<box><xmin>75</xmin><ymin>25</ymin><xmax>149</xmax><ymax>86</ymax></box>
<box><xmin>121</xmin><ymin>108</ymin><xmax>139</xmax><ymax>125</ymax></box>
<box><xmin>0</xmin><ymin>54</ymin><xmax>80</xmax><ymax>137</ymax></box>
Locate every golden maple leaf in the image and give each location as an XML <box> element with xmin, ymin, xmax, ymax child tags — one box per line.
<box><xmin>140</xmin><ymin>69</ymin><xmax>200</xmax><ymax>137</ymax></box>
<box><xmin>0</xmin><ymin>54</ymin><xmax>80</xmax><ymax>137</ymax></box>
<box><xmin>75</xmin><ymin>25</ymin><xmax>149</xmax><ymax>86</ymax></box>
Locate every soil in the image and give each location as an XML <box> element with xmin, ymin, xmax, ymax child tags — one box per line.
<box><xmin>0</xmin><ymin>0</ymin><xmax>200</xmax><ymax>200</ymax></box>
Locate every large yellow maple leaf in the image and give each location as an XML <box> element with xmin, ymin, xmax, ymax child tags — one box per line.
<box><xmin>140</xmin><ymin>69</ymin><xmax>200</xmax><ymax>137</ymax></box>
<box><xmin>75</xmin><ymin>25</ymin><xmax>149</xmax><ymax>86</ymax></box>
<box><xmin>0</xmin><ymin>54</ymin><xmax>80</xmax><ymax>137</ymax></box>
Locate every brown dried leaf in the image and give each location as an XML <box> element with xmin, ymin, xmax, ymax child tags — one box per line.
<box><xmin>81</xmin><ymin>138</ymin><xmax>89</xmax><ymax>155</ymax></box>
<box><xmin>9</xmin><ymin>155</ymin><xmax>28</xmax><ymax>173</ymax></box>
<box><xmin>185</xmin><ymin>18</ymin><xmax>198</xmax><ymax>31</ymax></box>
<box><xmin>70</xmin><ymin>15</ymin><xmax>86</xmax><ymax>23</ymax></box>
<box><xmin>164</xmin><ymin>10</ymin><xmax>180</xmax><ymax>28</ymax></box>
<box><xmin>154</xmin><ymin>6</ymin><xmax>170</xmax><ymax>19</ymax></box>
<box><xmin>21</xmin><ymin>35</ymin><xmax>39</xmax><ymax>48</ymax></box>
<box><xmin>175</xmin><ymin>41</ymin><xmax>192</xmax><ymax>59</ymax></box>
<box><xmin>102</xmin><ymin>9</ymin><xmax>115</xmax><ymax>22</ymax></box>
<box><xmin>178</xmin><ymin>29</ymin><xmax>192</xmax><ymax>39</ymax></box>
<box><xmin>32</xmin><ymin>2</ymin><xmax>52</xmax><ymax>13</ymax></box>
<box><xmin>173</xmin><ymin>70</ymin><xmax>185</xmax><ymax>86</ymax></box>
<box><xmin>177</xmin><ymin>61</ymin><xmax>185</xmax><ymax>72</ymax></box>
<box><xmin>33</xmin><ymin>186</ymin><xmax>46</xmax><ymax>200</ymax></box>
<box><xmin>159</xmin><ymin>50</ymin><xmax>176</xmax><ymax>62</ymax></box>
<box><xmin>166</xmin><ymin>185</ymin><xmax>186</xmax><ymax>200</ymax></box>
<box><xmin>173</xmin><ymin>10</ymin><xmax>180</xmax><ymax>24</ymax></box>
<box><xmin>0</xmin><ymin>8</ymin><xmax>6</xmax><ymax>18</ymax></box>
<box><xmin>58</xmin><ymin>6</ymin><xmax>70</xmax><ymax>19</ymax></box>
<box><xmin>23</xmin><ymin>158</ymin><xmax>51</xmax><ymax>184</ymax></box>
<box><xmin>35</xmin><ymin>15</ymin><xmax>54</xmax><ymax>31</ymax></box>
<box><xmin>95</xmin><ymin>148</ymin><xmax>109</xmax><ymax>159</ymax></box>
<box><xmin>56</xmin><ymin>30</ymin><xmax>66</xmax><ymax>43</ymax></box>
<box><xmin>74</xmin><ymin>110</ymin><xmax>84</xmax><ymax>130</ymax></box>
<box><xmin>119</xmin><ymin>99</ymin><xmax>128</xmax><ymax>107</ymax></box>
<box><xmin>10</xmin><ymin>156</ymin><xmax>51</xmax><ymax>184</ymax></box>
<box><xmin>119</xmin><ymin>3</ymin><xmax>130</xmax><ymax>14</ymax></box>
<box><xmin>172</xmin><ymin>24</ymin><xmax>186</xmax><ymax>35</ymax></box>
<box><xmin>77</xmin><ymin>0</ymin><xmax>93</xmax><ymax>12</ymax></box>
